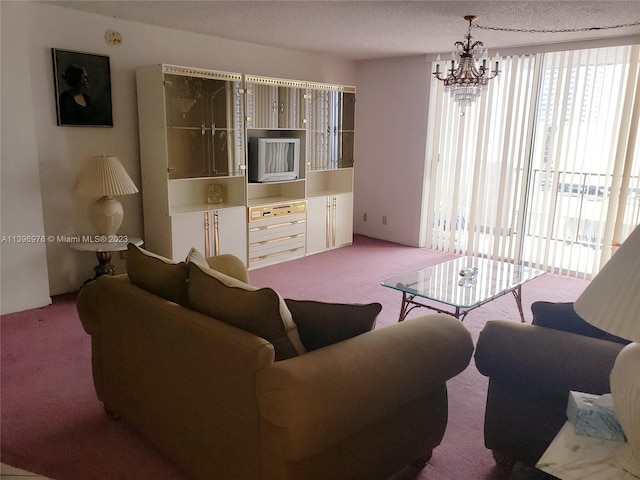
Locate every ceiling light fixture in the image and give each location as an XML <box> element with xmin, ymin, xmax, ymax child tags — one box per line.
<box><xmin>434</xmin><ymin>15</ymin><xmax>640</xmax><ymax>109</ymax></box>
<box><xmin>433</xmin><ymin>15</ymin><xmax>500</xmax><ymax>109</ymax></box>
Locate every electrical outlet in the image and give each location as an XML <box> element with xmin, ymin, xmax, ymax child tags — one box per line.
<box><xmin>363</xmin><ymin>213</ymin><xmax>367</xmax><ymax>222</ymax></box>
<box><xmin>382</xmin><ymin>215</ymin><xmax>387</xmax><ymax>225</ymax></box>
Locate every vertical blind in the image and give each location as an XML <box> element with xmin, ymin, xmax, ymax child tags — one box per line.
<box><xmin>425</xmin><ymin>44</ymin><xmax>640</xmax><ymax>278</ymax></box>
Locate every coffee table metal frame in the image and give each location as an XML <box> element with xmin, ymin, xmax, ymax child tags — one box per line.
<box><xmin>381</xmin><ymin>256</ymin><xmax>545</xmax><ymax>322</ymax></box>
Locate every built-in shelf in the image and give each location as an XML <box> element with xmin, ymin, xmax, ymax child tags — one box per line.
<box><xmin>247</xmin><ymin>178</ymin><xmax>306</xmax><ymax>205</ymax></box>
<box><xmin>168</xmin><ymin>176</ymin><xmax>246</xmax><ymax>214</ymax></box>
<box><xmin>138</xmin><ymin>63</ymin><xmax>355</xmax><ymax>265</ymax></box>
<box><xmin>306</xmin><ymin>168</ymin><xmax>353</xmax><ymax>197</ymax></box>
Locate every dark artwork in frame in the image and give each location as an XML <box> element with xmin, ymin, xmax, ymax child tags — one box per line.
<box><xmin>52</xmin><ymin>48</ymin><xmax>113</xmax><ymax>127</ymax></box>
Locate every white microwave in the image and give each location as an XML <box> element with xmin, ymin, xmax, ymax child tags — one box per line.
<box><xmin>248</xmin><ymin>137</ymin><xmax>300</xmax><ymax>183</ymax></box>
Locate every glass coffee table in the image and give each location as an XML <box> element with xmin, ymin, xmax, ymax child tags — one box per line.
<box><xmin>381</xmin><ymin>256</ymin><xmax>545</xmax><ymax>322</ymax></box>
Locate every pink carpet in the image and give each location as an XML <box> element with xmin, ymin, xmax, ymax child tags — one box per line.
<box><xmin>1</xmin><ymin>235</ymin><xmax>588</xmax><ymax>479</ymax></box>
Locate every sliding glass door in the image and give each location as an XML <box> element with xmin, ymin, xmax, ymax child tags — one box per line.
<box><xmin>425</xmin><ymin>44</ymin><xmax>640</xmax><ymax>278</ymax></box>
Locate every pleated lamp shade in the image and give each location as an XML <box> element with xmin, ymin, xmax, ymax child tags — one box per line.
<box><xmin>574</xmin><ymin>223</ymin><xmax>640</xmax><ymax>476</ymax></box>
<box><xmin>75</xmin><ymin>155</ymin><xmax>139</xmax><ymax>197</ymax></box>
<box><xmin>574</xmin><ymin>224</ymin><xmax>640</xmax><ymax>342</ymax></box>
<box><xmin>75</xmin><ymin>155</ymin><xmax>139</xmax><ymax>237</ymax></box>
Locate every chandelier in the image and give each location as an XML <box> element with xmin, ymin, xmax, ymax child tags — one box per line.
<box><xmin>433</xmin><ymin>15</ymin><xmax>501</xmax><ymax>108</ymax></box>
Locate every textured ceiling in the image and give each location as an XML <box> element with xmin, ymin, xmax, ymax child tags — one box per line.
<box><xmin>50</xmin><ymin>1</ymin><xmax>640</xmax><ymax>60</ymax></box>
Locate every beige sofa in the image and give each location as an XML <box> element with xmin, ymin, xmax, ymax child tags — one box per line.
<box><xmin>76</xmin><ymin>246</ymin><xmax>474</xmax><ymax>480</ymax></box>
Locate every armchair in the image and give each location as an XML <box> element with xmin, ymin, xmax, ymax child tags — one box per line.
<box><xmin>474</xmin><ymin>301</ymin><xmax>629</xmax><ymax>468</ymax></box>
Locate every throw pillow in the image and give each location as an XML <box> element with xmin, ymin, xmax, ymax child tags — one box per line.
<box><xmin>532</xmin><ymin>301</ymin><xmax>630</xmax><ymax>345</ymax></box>
<box><xmin>187</xmin><ymin>262</ymin><xmax>306</xmax><ymax>361</ymax></box>
<box><xmin>285</xmin><ymin>299</ymin><xmax>382</xmax><ymax>351</ymax></box>
<box><xmin>126</xmin><ymin>243</ymin><xmax>190</xmax><ymax>307</ymax></box>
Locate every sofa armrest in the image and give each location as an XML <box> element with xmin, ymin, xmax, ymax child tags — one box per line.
<box><xmin>475</xmin><ymin>319</ymin><xmax>624</xmax><ymax>396</ymax></box>
<box><xmin>256</xmin><ymin>313</ymin><xmax>473</xmax><ymax>461</ymax></box>
<box><xmin>206</xmin><ymin>254</ymin><xmax>249</xmax><ymax>283</ymax></box>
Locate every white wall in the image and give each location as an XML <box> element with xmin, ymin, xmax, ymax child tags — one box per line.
<box><xmin>1</xmin><ymin>3</ymin><xmax>52</xmax><ymax>314</ymax></box>
<box><xmin>353</xmin><ymin>55</ymin><xmax>432</xmax><ymax>246</ymax></box>
<box><xmin>0</xmin><ymin>1</ymin><xmax>356</xmax><ymax>309</ymax></box>
<box><xmin>352</xmin><ymin>36</ymin><xmax>640</xmax><ymax>249</ymax></box>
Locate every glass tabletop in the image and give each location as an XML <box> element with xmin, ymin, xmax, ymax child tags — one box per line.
<box><xmin>381</xmin><ymin>256</ymin><xmax>545</xmax><ymax>309</ymax></box>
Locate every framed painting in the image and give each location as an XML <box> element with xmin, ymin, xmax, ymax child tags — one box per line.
<box><xmin>52</xmin><ymin>49</ymin><xmax>113</xmax><ymax>127</ymax></box>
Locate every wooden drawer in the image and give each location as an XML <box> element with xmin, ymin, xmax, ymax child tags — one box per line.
<box><xmin>248</xmin><ymin>209</ymin><xmax>306</xmax><ymax>269</ymax></box>
<box><xmin>249</xmin><ymin>217</ymin><xmax>306</xmax><ymax>244</ymax></box>
<box><xmin>249</xmin><ymin>235</ymin><xmax>305</xmax><ymax>268</ymax></box>
<box><xmin>249</xmin><ymin>246</ymin><xmax>306</xmax><ymax>269</ymax></box>
<box><xmin>250</xmin><ymin>234</ymin><xmax>305</xmax><ymax>259</ymax></box>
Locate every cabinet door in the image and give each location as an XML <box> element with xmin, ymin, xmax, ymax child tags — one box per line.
<box><xmin>171</xmin><ymin>212</ymin><xmax>206</xmax><ymax>260</ymax></box>
<box><xmin>246</xmin><ymin>79</ymin><xmax>307</xmax><ymax>129</ymax></box>
<box><xmin>307</xmin><ymin>89</ymin><xmax>331</xmax><ymax>170</ymax></box>
<box><xmin>170</xmin><ymin>208</ymin><xmax>247</xmax><ymax>262</ymax></box>
<box><xmin>214</xmin><ymin>207</ymin><xmax>247</xmax><ymax>263</ymax></box>
<box><xmin>278</xmin><ymin>86</ymin><xmax>307</xmax><ymax>129</ymax></box>
<box><xmin>339</xmin><ymin>92</ymin><xmax>356</xmax><ymax>168</ymax></box>
<box><xmin>165</xmin><ymin>75</ymin><xmax>209</xmax><ymax>178</ymax></box>
<box><xmin>334</xmin><ymin>192</ymin><xmax>354</xmax><ymax>247</ymax></box>
<box><xmin>306</xmin><ymin>194</ymin><xmax>353</xmax><ymax>254</ymax></box>
<box><xmin>247</xmin><ymin>83</ymin><xmax>279</xmax><ymax>129</ymax></box>
<box><xmin>208</xmin><ymin>79</ymin><xmax>234</xmax><ymax>176</ymax></box>
<box><xmin>165</xmin><ymin>74</ymin><xmax>244</xmax><ymax>179</ymax></box>
<box><xmin>308</xmin><ymin>87</ymin><xmax>355</xmax><ymax>170</ymax></box>
<box><xmin>306</xmin><ymin>196</ymin><xmax>331</xmax><ymax>254</ymax></box>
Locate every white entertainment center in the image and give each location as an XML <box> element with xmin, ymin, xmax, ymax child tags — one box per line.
<box><xmin>136</xmin><ymin>64</ymin><xmax>355</xmax><ymax>269</ymax></box>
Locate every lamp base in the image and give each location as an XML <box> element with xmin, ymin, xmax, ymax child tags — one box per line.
<box><xmin>611</xmin><ymin>341</ymin><xmax>640</xmax><ymax>477</ymax></box>
<box><xmin>90</xmin><ymin>196</ymin><xmax>123</xmax><ymax>237</ymax></box>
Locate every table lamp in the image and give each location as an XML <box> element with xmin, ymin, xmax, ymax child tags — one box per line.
<box><xmin>75</xmin><ymin>155</ymin><xmax>139</xmax><ymax>236</ymax></box>
<box><xmin>574</xmin><ymin>223</ymin><xmax>640</xmax><ymax>476</ymax></box>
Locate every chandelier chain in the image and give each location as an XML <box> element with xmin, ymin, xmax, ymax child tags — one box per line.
<box><xmin>473</xmin><ymin>20</ymin><xmax>640</xmax><ymax>34</ymax></box>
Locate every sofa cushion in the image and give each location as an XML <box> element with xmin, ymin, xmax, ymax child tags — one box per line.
<box><xmin>531</xmin><ymin>301</ymin><xmax>630</xmax><ymax>345</ymax></box>
<box><xmin>285</xmin><ymin>299</ymin><xmax>382</xmax><ymax>351</ymax></box>
<box><xmin>126</xmin><ymin>243</ymin><xmax>189</xmax><ymax>306</ymax></box>
<box><xmin>188</xmin><ymin>262</ymin><xmax>306</xmax><ymax>361</ymax></box>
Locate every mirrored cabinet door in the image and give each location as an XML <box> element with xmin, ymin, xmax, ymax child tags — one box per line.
<box><xmin>245</xmin><ymin>76</ymin><xmax>307</xmax><ymax>130</ymax></box>
<box><xmin>308</xmin><ymin>85</ymin><xmax>356</xmax><ymax>170</ymax></box>
<box><xmin>208</xmin><ymin>79</ymin><xmax>245</xmax><ymax>176</ymax></box>
<box><xmin>165</xmin><ymin>74</ymin><xmax>209</xmax><ymax>178</ymax></box>
<box><xmin>277</xmin><ymin>86</ymin><xmax>307</xmax><ymax>129</ymax></box>
<box><xmin>308</xmin><ymin>88</ymin><xmax>332</xmax><ymax>171</ymax></box>
<box><xmin>246</xmin><ymin>82</ymin><xmax>278</xmax><ymax>128</ymax></box>
<box><xmin>164</xmin><ymin>73</ymin><xmax>245</xmax><ymax>179</ymax></box>
<box><xmin>340</xmin><ymin>91</ymin><xmax>356</xmax><ymax>168</ymax></box>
